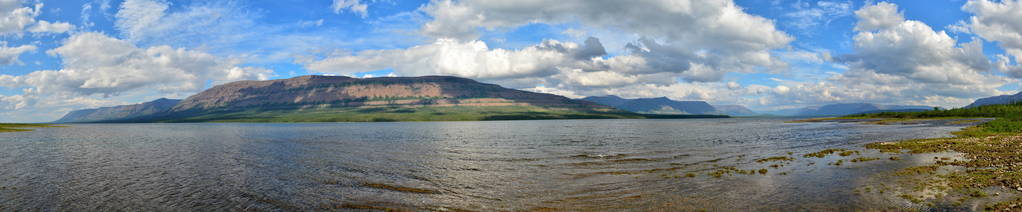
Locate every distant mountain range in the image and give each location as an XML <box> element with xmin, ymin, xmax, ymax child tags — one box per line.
<box><xmin>713</xmin><ymin>105</ymin><xmax>758</xmax><ymax>116</ymax></box>
<box><xmin>966</xmin><ymin>92</ymin><xmax>1022</xmax><ymax>108</ymax></box>
<box><xmin>55</xmin><ymin>75</ymin><xmax>726</xmax><ymax>123</ymax></box>
<box><xmin>580</xmin><ymin>95</ymin><xmax>756</xmax><ymax>116</ymax></box>
<box><xmin>762</xmin><ymin>103</ymin><xmax>933</xmax><ymax>117</ymax></box>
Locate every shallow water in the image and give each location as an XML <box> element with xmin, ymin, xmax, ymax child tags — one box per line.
<box><xmin>0</xmin><ymin>118</ymin><xmax>967</xmax><ymax>211</ymax></box>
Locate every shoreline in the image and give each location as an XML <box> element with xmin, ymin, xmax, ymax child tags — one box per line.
<box><xmin>0</xmin><ymin>123</ymin><xmax>61</xmax><ymax>133</ymax></box>
<box><xmin>797</xmin><ymin>116</ymin><xmax>1022</xmax><ymax>210</ymax></box>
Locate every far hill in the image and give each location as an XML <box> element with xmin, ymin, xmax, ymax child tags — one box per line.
<box><xmin>966</xmin><ymin>92</ymin><xmax>1022</xmax><ymax>108</ymax></box>
<box><xmin>54</xmin><ymin>76</ymin><xmax>727</xmax><ymax>123</ymax></box>
<box><xmin>55</xmin><ymin>98</ymin><xmax>181</xmax><ymax>123</ymax></box>
<box><xmin>581</xmin><ymin>95</ymin><xmax>722</xmax><ymax>115</ymax></box>
<box><xmin>764</xmin><ymin>103</ymin><xmax>933</xmax><ymax>117</ymax></box>
<box><xmin>713</xmin><ymin>105</ymin><xmax>758</xmax><ymax>116</ymax></box>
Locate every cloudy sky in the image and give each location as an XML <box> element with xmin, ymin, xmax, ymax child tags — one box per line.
<box><xmin>1</xmin><ymin>0</ymin><xmax>1022</xmax><ymax>122</ymax></box>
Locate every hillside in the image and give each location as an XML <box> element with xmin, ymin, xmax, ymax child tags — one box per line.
<box><xmin>764</xmin><ymin>103</ymin><xmax>933</xmax><ymax>117</ymax></box>
<box><xmin>713</xmin><ymin>105</ymin><xmax>757</xmax><ymax>116</ymax></box>
<box><xmin>55</xmin><ymin>98</ymin><xmax>181</xmax><ymax>123</ymax></box>
<box><xmin>966</xmin><ymin>92</ymin><xmax>1022</xmax><ymax>108</ymax></box>
<box><xmin>581</xmin><ymin>95</ymin><xmax>718</xmax><ymax>115</ymax></box>
<box><xmin>55</xmin><ymin>76</ymin><xmax>726</xmax><ymax>123</ymax></box>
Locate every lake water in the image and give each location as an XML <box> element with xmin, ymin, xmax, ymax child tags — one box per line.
<box><xmin>0</xmin><ymin>118</ymin><xmax>969</xmax><ymax>211</ymax></box>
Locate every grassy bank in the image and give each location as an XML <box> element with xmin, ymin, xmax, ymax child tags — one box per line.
<box><xmin>838</xmin><ymin>103</ymin><xmax>1022</xmax><ymax>209</ymax></box>
<box><xmin>0</xmin><ymin>123</ymin><xmax>59</xmax><ymax>133</ymax></box>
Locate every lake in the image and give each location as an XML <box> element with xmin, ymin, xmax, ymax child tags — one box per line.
<box><xmin>0</xmin><ymin>118</ymin><xmax>968</xmax><ymax>211</ymax></box>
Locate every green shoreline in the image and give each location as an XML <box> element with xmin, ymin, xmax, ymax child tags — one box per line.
<box><xmin>792</xmin><ymin>103</ymin><xmax>1022</xmax><ymax>210</ymax></box>
<box><xmin>0</xmin><ymin>123</ymin><xmax>60</xmax><ymax>133</ymax></box>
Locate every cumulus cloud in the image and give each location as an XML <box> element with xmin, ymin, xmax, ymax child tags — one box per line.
<box><xmin>0</xmin><ymin>0</ymin><xmax>74</xmax><ymax>36</ymax></box>
<box><xmin>0</xmin><ymin>0</ymin><xmax>38</xmax><ymax>35</ymax></box>
<box><xmin>27</xmin><ymin>20</ymin><xmax>72</xmax><ymax>34</ymax></box>
<box><xmin>307</xmin><ymin>0</ymin><xmax>794</xmax><ymax>102</ymax></box>
<box><xmin>332</xmin><ymin>0</ymin><xmax>369</xmax><ymax>18</ymax></box>
<box><xmin>0</xmin><ymin>43</ymin><xmax>34</xmax><ymax>65</ymax></box>
<box><xmin>853</xmin><ymin>2</ymin><xmax>904</xmax><ymax>31</ymax></box>
<box><xmin>963</xmin><ymin>0</ymin><xmax>1022</xmax><ymax>77</ymax></box>
<box><xmin>843</xmin><ymin>2</ymin><xmax>993</xmax><ymax>84</ymax></box>
<box><xmin>0</xmin><ymin>32</ymin><xmax>272</xmax><ymax>121</ymax></box>
<box><xmin>306</xmin><ymin>38</ymin><xmax>600</xmax><ymax>80</ymax></box>
<box><xmin>760</xmin><ymin>2</ymin><xmax>1012</xmax><ymax>109</ymax></box>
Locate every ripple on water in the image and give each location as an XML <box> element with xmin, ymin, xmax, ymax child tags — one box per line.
<box><xmin>0</xmin><ymin>119</ymin><xmax>970</xmax><ymax>210</ymax></box>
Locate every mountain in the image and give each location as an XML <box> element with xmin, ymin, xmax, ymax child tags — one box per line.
<box><xmin>763</xmin><ymin>103</ymin><xmax>933</xmax><ymax>117</ymax></box>
<box><xmin>966</xmin><ymin>92</ymin><xmax>1022</xmax><ymax>108</ymax></box>
<box><xmin>55</xmin><ymin>75</ymin><xmax>724</xmax><ymax>123</ymax></box>
<box><xmin>712</xmin><ymin>105</ymin><xmax>757</xmax><ymax>116</ymax></box>
<box><xmin>581</xmin><ymin>95</ymin><xmax>717</xmax><ymax>115</ymax></box>
<box><xmin>55</xmin><ymin>98</ymin><xmax>181</xmax><ymax>123</ymax></box>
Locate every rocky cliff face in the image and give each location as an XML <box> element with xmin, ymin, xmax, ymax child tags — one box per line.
<box><xmin>172</xmin><ymin>75</ymin><xmax>603</xmax><ymax>112</ymax></box>
<box><xmin>55</xmin><ymin>98</ymin><xmax>181</xmax><ymax>123</ymax></box>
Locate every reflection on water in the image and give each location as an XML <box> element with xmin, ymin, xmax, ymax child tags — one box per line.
<box><xmin>0</xmin><ymin>118</ymin><xmax>965</xmax><ymax>211</ymax></box>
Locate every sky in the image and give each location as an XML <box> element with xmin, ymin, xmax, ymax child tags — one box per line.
<box><xmin>2</xmin><ymin>0</ymin><xmax>1022</xmax><ymax>122</ymax></box>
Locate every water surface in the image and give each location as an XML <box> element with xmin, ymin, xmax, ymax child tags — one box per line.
<box><xmin>0</xmin><ymin>118</ymin><xmax>967</xmax><ymax>210</ymax></box>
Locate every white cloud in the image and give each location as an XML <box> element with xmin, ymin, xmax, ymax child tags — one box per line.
<box><xmin>0</xmin><ymin>0</ymin><xmax>38</xmax><ymax>36</ymax></box>
<box><xmin>27</xmin><ymin>20</ymin><xmax>71</xmax><ymax>33</ymax></box>
<box><xmin>758</xmin><ymin>2</ymin><xmax>1012</xmax><ymax>109</ymax></box>
<box><xmin>0</xmin><ymin>43</ymin><xmax>35</xmax><ymax>65</ymax></box>
<box><xmin>0</xmin><ymin>32</ymin><xmax>272</xmax><ymax>122</ymax></box>
<box><xmin>853</xmin><ymin>2</ymin><xmax>904</xmax><ymax>31</ymax></box>
<box><xmin>844</xmin><ymin>2</ymin><xmax>993</xmax><ymax>85</ymax></box>
<box><xmin>417</xmin><ymin>0</ymin><xmax>793</xmax><ymax>79</ymax></box>
<box><xmin>0</xmin><ymin>0</ymin><xmax>74</xmax><ymax>36</ymax></box>
<box><xmin>306</xmin><ymin>0</ymin><xmax>794</xmax><ymax>103</ymax></box>
<box><xmin>784</xmin><ymin>0</ymin><xmax>853</xmax><ymax>31</ymax></box>
<box><xmin>114</xmin><ymin>0</ymin><xmax>259</xmax><ymax>50</ymax></box>
<box><xmin>306</xmin><ymin>38</ymin><xmax>588</xmax><ymax>79</ymax></box>
<box><xmin>963</xmin><ymin>0</ymin><xmax>1022</xmax><ymax>77</ymax></box>
<box><xmin>332</xmin><ymin>0</ymin><xmax>369</xmax><ymax>18</ymax></box>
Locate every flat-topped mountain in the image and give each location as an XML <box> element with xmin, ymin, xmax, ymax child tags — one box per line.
<box><xmin>54</xmin><ymin>75</ymin><xmax>725</xmax><ymax>123</ymax></box>
<box><xmin>55</xmin><ymin>98</ymin><xmax>181</xmax><ymax>123</ymax></box>
<box><xmin>172</xmin><ymin>75</ymin><xmax>605</xmax><ymax>112</ymax></box>
<box><xmin>581</xmin><ymin>95</ymin><xmax>718</xmax><ymax>115</ymax></box>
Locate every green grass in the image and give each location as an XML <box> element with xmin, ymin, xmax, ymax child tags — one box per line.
<box><xmin>846</xmin><ymin>102</ymin><xmax>1022</xmax><ymax>135</ymax></box>
<box><xmin>0</xmin><ymin>123</ymin><xmax>60</xmax><ymax>133</ymax></box>
<box><xmin>147</xmin><ymin>105</ymin><xmax>724</xmax><ymax>123</ymax></box>
<box><xmin>847</xmin><ymin>102</ymin><xmax>1022</xmax><ymax>209</ymax></box>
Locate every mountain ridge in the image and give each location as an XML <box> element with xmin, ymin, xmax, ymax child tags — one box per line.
<box><xmin>581</xmin><ymin>95</ymin><xmax>725</xmax><ymax>115</ymax></box>
<box><xmin>966</xmin><ymin>92</ymin><xmax>1022</xmax><ymax>108</ymax></box>
<box><xmin>762</xmin><ymin>103</ymin><xmax>933</xmax><ymax>117</ymax></box>
<box><xmin>56</xmin><ymin>98</ymin><xmax>182</xmax><ymax>123</ymax></box>
<box><xmin>55</xmin><ymin>76</ymin><xmax>726</xmax><ymax>123</ymax></box>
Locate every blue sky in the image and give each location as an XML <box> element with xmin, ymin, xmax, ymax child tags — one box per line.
<box><xmin>2</xmin><ymin>0</ymin><xmax>1022</xmax><ymax>122</ymax></box>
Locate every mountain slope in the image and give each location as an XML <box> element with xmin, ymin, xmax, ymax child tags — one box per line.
<box><xmin>966</xmin><ymin>92</ymin><xmax>1022</xmax><ymax>108</ymax></box>
<box><xmin>763</xmin><ymin>103</ymin><xmax>933</xmax><ymax>117</ymax></box>
<box><xmin>55</xmin><ymin>98</ymin><xmax>181</xmax><ymax>123</ymax></box>
<box><xmin>156</xmin><ymin>75</ymin><xmax>637</xmax><ymax>122</ymax></box>
<box><xmin>58</xmin><ymin>75</ymin><xmax>716</xmax><ymax>123</ymax></box>
<box><xmin>581</xmin><ymin>95</ymin><xmax>718</xmax><ymax>115</ymax></box>
<box><xmin>713</xmin><ymin>105</ymin><xmax>757</xmax><ymax>116</ymax></box>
